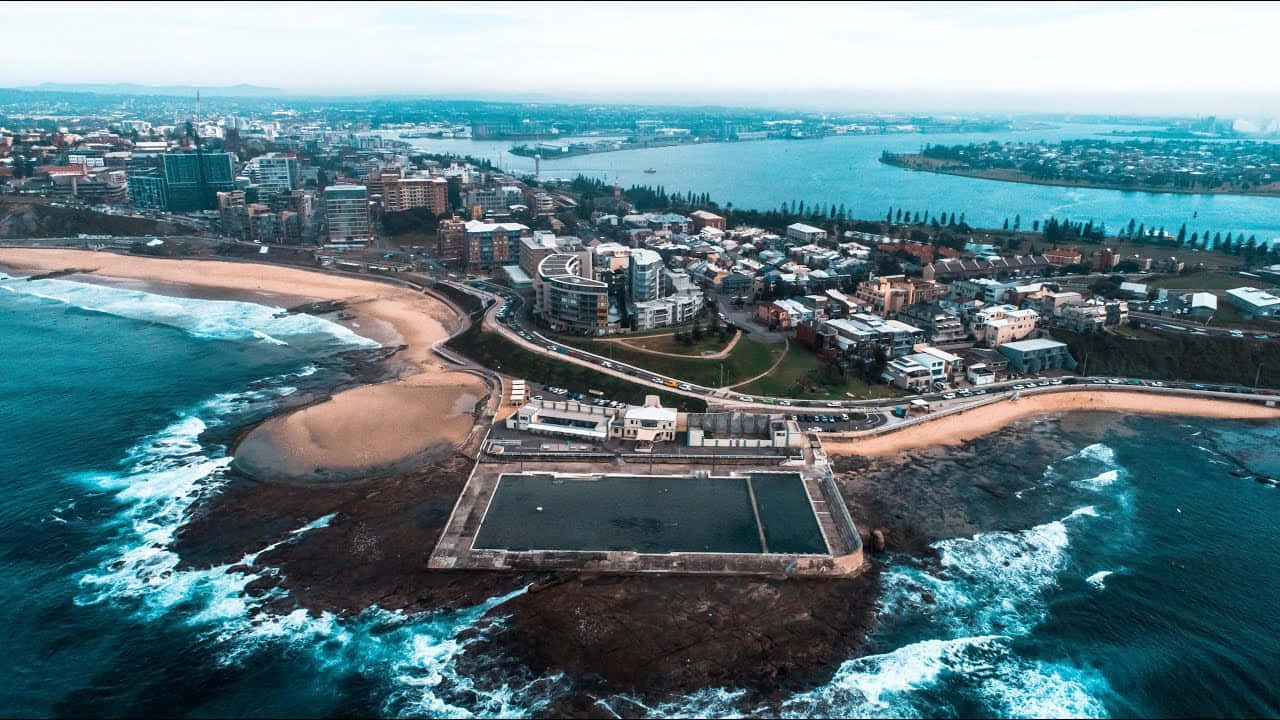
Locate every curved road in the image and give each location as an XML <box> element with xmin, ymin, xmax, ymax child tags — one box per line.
<box><xmin>445</xmin><ymin>278</ymin><xmax>1279</xmax><ymax>434</ymax></box>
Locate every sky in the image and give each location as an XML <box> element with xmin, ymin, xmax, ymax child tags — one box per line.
<box><xmin>5</xmin><ymin>1</ymin><xmax>1279</xmax><ymax>116</ymax></box>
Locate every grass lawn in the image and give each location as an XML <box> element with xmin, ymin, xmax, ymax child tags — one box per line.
<box><xmin>617</xmin><ymin>331</ymin><xmax>736</xmax><ymax>356</ymax></box>
<box><xmin>735</xmin><ymin>347</ymin><xmax>910</xmax><ymax>400</ymax></box>
<box><xmin>562</xmin><ymin>335</ymin><xmax>782</xmax><ymax>388</ymax></box>
<box><xmin>1038</xmin><ymin>241</ymin><xmax>1245</xmax><ymax>272</ymax></box>
<box><xmin>1144</xmin><ymin>270</ymin><xmax>1256</xmax><ymax>291</ymax></box>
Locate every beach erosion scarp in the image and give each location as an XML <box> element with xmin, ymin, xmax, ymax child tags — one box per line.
<box><xmin>0</xmin><ymin>248</ymin><xmax>487</xmax><ymax>482</ymax></box>
<box><xmin>822</xmin><ymin>390</ymin><xmax>1280</xmax><ymax>458</ymax></box>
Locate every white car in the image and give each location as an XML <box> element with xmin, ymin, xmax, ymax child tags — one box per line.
<box><xmin>807</xmin><ymin>427</ymin><xmax>823</xmax><ymax>433</ymax></box>
<box><xmin>826</xmin><ymin>401</ymin><xmax>842</xmax><ymax>407</ymax></box>
<box><xmin>1038</xmin><ymin>380</ymin><xmax>1051</xmax><ymax>386</ymax></box>
<box><xmin>651</xmin><ymin>376</ymin><xmax>663</xmax><ymax>383</ymax></box>
<box><xmin>1013</xmin><ymin>384</ymin><xmax>1026</xmax><ymax>390</ymax></box>
<box><xmin>943</xmin><ymin>392</ymin><xmax>956</xmax><ymax>400</ymax></box>
<box><xmin>1107</xmin><ymin>378</ymin><xmax>1122</xmax><ymax>384</ymax></box>
<box><xmin>737</xmin><ymin>395</ymin><xmax>753</xmax><ymax>402</ymax></box>
<box><xmin>678</xmin><ymin>383</ymin><xmax>692</xmax><ymax>391</ymax></box>
<box><xmin>1051</xmin><ymin>379</ymin><xmax>1063</xmax><ymax>385</ymax></box>
<box><xmin>778</xmin><ymin>399</ymin><xmax>792</xmax><ymax>406</ymax></box>
<box><xmin>602</xmin><ymin>361</ymin><xmax>613</xmax><ymax>368</ymax></box>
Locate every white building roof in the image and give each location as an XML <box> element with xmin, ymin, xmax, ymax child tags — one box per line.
<box><xmin>787</xmin><ymin>222</ymin><xmax>826</xmax><ymax>235</ymax></box>
<box><xmin>1000</xmin><ymin>338</ymin><xmax>1068</xmax><ymax>353</ymax></box>
<box><xmin>625</xmin><ymin>406</ymin><xmax>678</xmax><ymax>422</ymax></box>
<box><xmin>1227</xmin><ymin>286</ymin><xmax>1280</xmax><ymax>309</ymax></box>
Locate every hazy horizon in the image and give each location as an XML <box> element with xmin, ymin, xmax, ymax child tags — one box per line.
<box><xmin>6</xmin><ymin>1</ymin><xmax>1280</xmax><ymax>117</ymax></box>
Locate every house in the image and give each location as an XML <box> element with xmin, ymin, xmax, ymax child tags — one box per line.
<box><xmin>882</xmin><ymin>356</ymin><xmax>934</xmax><ymax>391</ymax></box>
<box><xmin>999</xmin><ymin>338</ymin><xmax>1076</xmax><ymax>374</ymax></box>
<box><xmin>1044</xmin><ymin>248</ymin><xmax>1083</xmax><ymax>266</ymax></box>
<box><xmin>973</xmin><ymin>305</ymin><xmax>1039</xmax><ymax>346</ymax></box>
<box><xmin>855</xmin><ymin>275</ymin><xmax>943</xmax><ymax>316</ymax></box>
<box><xmin>1173</xmin><ymin>291</ymin><xmax>1218</xmax><ymax>320</ymax></box>
<box><xmin>1226</xmin><ymin>287</ymin><xmax>1280</xmax><ymax>318</ymax></box>
<box><xmin>617</xmin><ymin>403</ymin><xmax>678</xmax><ymax>442</ymax></box>
<box><xmin>785</xmin><ymin>222</ymin><xmax>827</xmax><ymax>244</ymax></box>
<box><xmin>922</xmin><ymin>254</ymin><xmax>1051</xmax><ymax>282</ymax></box>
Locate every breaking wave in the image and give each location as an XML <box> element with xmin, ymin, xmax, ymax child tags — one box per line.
<box><xmin>71</xmin><ymin>382</ymin><xmax>561</xmax><ymax>717</ymax></box>
<box><xmin>0</xmin><ymin>274</ymin><xmax>377</xmax><ymax>351</ymax></box>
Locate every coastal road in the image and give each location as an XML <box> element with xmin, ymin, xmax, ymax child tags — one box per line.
<box><xmin>446</xmin><ymin>278</ymin><xmax>1280</xmax><ymax>435</ymax></box>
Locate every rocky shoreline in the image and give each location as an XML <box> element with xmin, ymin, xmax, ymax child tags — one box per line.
<box><xmin>177</xmin><ymin>379</ymin><xmax>1146</xmax><ymax>713</ymax></box>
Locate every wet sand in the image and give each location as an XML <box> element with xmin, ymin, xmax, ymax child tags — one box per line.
<box><xmin>825</xmin><ymin>391</ymin><xmax>1280</xmax><ymax>457</ymax></box>
<box><xmin>0</xmin><ymin>248</ymin><xmax>486</xmax><ymax>480</ymax></box>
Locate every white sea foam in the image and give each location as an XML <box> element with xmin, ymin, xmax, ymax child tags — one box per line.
<box><xmin>777</xmin><ymin>635</ymin><xmax>1108</xmax><ymax>719</ymax></box>
<box><xmin>73</xmin><ymin>385</ymin><xmax>562</xmax><ymax>717</ymax></box>
<box><xmin>1074</xmin><ymin>469</ymin><xmax>1121</xmax><ymax>491</ymax></box>
<box><xmin>1067</xmin><ymin>443</ymin><xmax>1116</xmax><ymax>465</ymax></box>
<box><xmin>1085</xmin><ymin>571</ymin><xmax>1114</xmax><ymax>590</ymax></box>
<box><xmin>0</xmin><ymin>275</ymin><xmax>377</xmax><ymax>350</ymax></box>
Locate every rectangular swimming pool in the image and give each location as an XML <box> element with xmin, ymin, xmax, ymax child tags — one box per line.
<box><xmin>472</xmin><ymin>472</ymin><xmax>828</xmax><ymax>555</ymax></box>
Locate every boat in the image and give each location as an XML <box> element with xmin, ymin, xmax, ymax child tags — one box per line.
<box><xmin>643</xmin><ymin>168</ymin><xmax>656</xmax><ymax>174</ymax></box>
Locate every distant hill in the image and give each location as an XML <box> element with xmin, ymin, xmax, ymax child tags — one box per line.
<box><xmin>17</xmin><ymin>82</ymin><xmax>285</xmax><ymax>98</ymax></box>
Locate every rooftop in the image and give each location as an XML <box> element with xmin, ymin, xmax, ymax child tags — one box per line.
<box><xmin>1000</xmin><ymin>338</ymin><xmax>1068</xmax><ymax>352</ymax></box>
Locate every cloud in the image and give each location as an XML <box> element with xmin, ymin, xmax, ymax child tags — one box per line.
<box><xmin>2</xmin><ymin>1</ymin><xmax>1276</xmax><ymax>114</ymax></box>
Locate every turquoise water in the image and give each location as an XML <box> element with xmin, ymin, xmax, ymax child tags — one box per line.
<box><xmin>2</xmin><ymin>273</ymin><xmax>1278</xmax><ymax>716</ymax></box>
<box><xmin>395</xmin><ymin>123</ymin><xmax>1280</xmax><ymax>241</ymax></box>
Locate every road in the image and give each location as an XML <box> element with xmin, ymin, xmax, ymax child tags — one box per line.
<box><xmin>7</xmin><ymin>236</ymin><xmax>1274</xmax><ymax>432</ymax></box>
<box><xmin>446</xmin><ymin>277</ymin><xmax>1279</xmax><ymax>435</ymax></box>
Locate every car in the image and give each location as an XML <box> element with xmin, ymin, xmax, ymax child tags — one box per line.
<box><xmin>1051</xmin><ymin>378</ymin><xmax>1063</xmax><ymax>385</ymax></box>
<box><xmin>1013</xmin><ymin>384</ymin><xmax>1025</xmax><ymax>390</ymax></box>
<box><xmin>678</xmin><ymin>383</ymin><xmax>692</xmax><ymax>391</ymax></box>
<box><xmin>807</xmin><ymin>427</ymin><xmax>823</xmax><ymax>433</ymax></box>
<box><xmin>1255</xmin><ymin>334</ymin><xmax>1270</xmax><ymax>340</ymax></box>
<box><xmin>826</xmin><ymin>401</ymin><xmax>842</xmax><ymax>408</ymax></box>
<box><xmin>546</xmin><ymin>345</ymin><xmax>557</xmax><ymax>352</ymax></box>
<box><xmin>841</xmin><ymin>413</ymin><xmax>850</xmax><ymax>421</ymax></box>
<box><xmin>975</xmin><ymin>388</ymin><xmax>988</xmax><ymax>395</ymax></box>
<box><xmin>601</xmin><ymin>361</ymin><xmax>613</xmax><ymax>369</ymax></box>
<box><xmin>737</xmin><ymin>395</ymin><xmax>753</xmax><ymax>402</ymax></box>
<box><xmin>1150</xmin><ymin>380</ymin><xmax>1165</xmax><ymax>387</ymax></box>
<box><xmin>957</xmin><ymin>388</ymin><xmax>972</xmax><ymax>396</ymax></box>
<box><xmin>651</xmin><ymin>377</ymin><xmax>663</xmax><ymax>384</ymax></box>
<box><xmin>1107</xmin><ymin>378</ymin><xmax>1122</xmax><ymax>384</ymax></box>
<box><xmin>778</xmin><ymin>399</ymin><xmax>792</xmax><ymax>406</ymax></box>
<box><xmin>1125</xmin><ymin>379</ymin><xmax>1142</xmax><ymax>386</ymax></box>
<box><xmin>943</xmin><ymin>392</ymin><xmax>956</xmax><ymax>400</ymax></box>
<box><xmin>1230</xmin><ymin>330</ymin><xmax>1245</xmax><ymax>338</ymax></box>
<box><xmin>1191</xmin><ymin>383</ymin><xmax>1207</xmax><ymax>390</ymax></box>
<box><xmin>1038</xmin><ymin>380</ymin><xmax>1051</xmax><ymax>387</ymax></box>
<box><xmin>533</xmin><ymin>395</ymin><xmax>543</xmax><ymax>401</ymax></box>
<box><xmin>933</xmin><ymin>382</ymin><xmax>946</xmax><ymax>392</ymax></box>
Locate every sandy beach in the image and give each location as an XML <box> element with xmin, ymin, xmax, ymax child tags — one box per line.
<box><xmin>0</xmin><ymin>248</ymin><xmax>488</xmax><ymax>480</ymax></box>
<box><xmin>825</xmin><ymin>390</ymin><xmax>1280</xmax><ymax>457</ymax></box>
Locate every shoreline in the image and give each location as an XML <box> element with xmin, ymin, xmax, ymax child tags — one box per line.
<box><xmin>0</xmin><ymin>247</ymin><xmax>488</xmax><ymax>482</ymax></box>
<box><xmin>823</xmin><ymin>390</ymin><xmax>1280</xmax><ymax>457</ymax></box>
<box><xmin>880</xmin><ymin>157</ymin><xmax>1280</xmax><ymax>199</ymax></box>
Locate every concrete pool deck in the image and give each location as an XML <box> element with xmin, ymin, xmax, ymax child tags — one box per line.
<box><xmin>429</xmin><ymin>454</ymin><xmax>866</xmax><ymax>578</ymax></box>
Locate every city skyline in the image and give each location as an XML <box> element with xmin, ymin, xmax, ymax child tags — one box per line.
<box><xmin>5</xmin><ymin>1</ymin><xmax>1280</xmax><ymax>116</ymax></box>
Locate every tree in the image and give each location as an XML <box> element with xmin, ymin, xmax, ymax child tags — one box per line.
<box><xmin>896</xmin><ymin>208</ymin><xmax>904</xmax><ymax>223</ymax></box>
<box><xmin>1177</xmin><ymin>224</ymin><xmax>1187</xmax><ymax>245</ymax></box>
<box><xmin>1002</xmin><ymin>218</ymin><xmax>1009</xmax><ymax>230</ymax></box>
<box><xmin>1032</xmin><ymin>219</ymin><xmax>1040</xmax><ymax>232</ymax></box>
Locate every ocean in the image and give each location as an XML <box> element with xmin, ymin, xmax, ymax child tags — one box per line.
<box><xmin>391</xmin><ymin>123</ymin><xmax>1280</xmax><ymax>242</ymax></box>
<box><xmin>2</xmin><ymin>272</ymin><xmax>1278</xmax><ymax>717</ymax></box>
